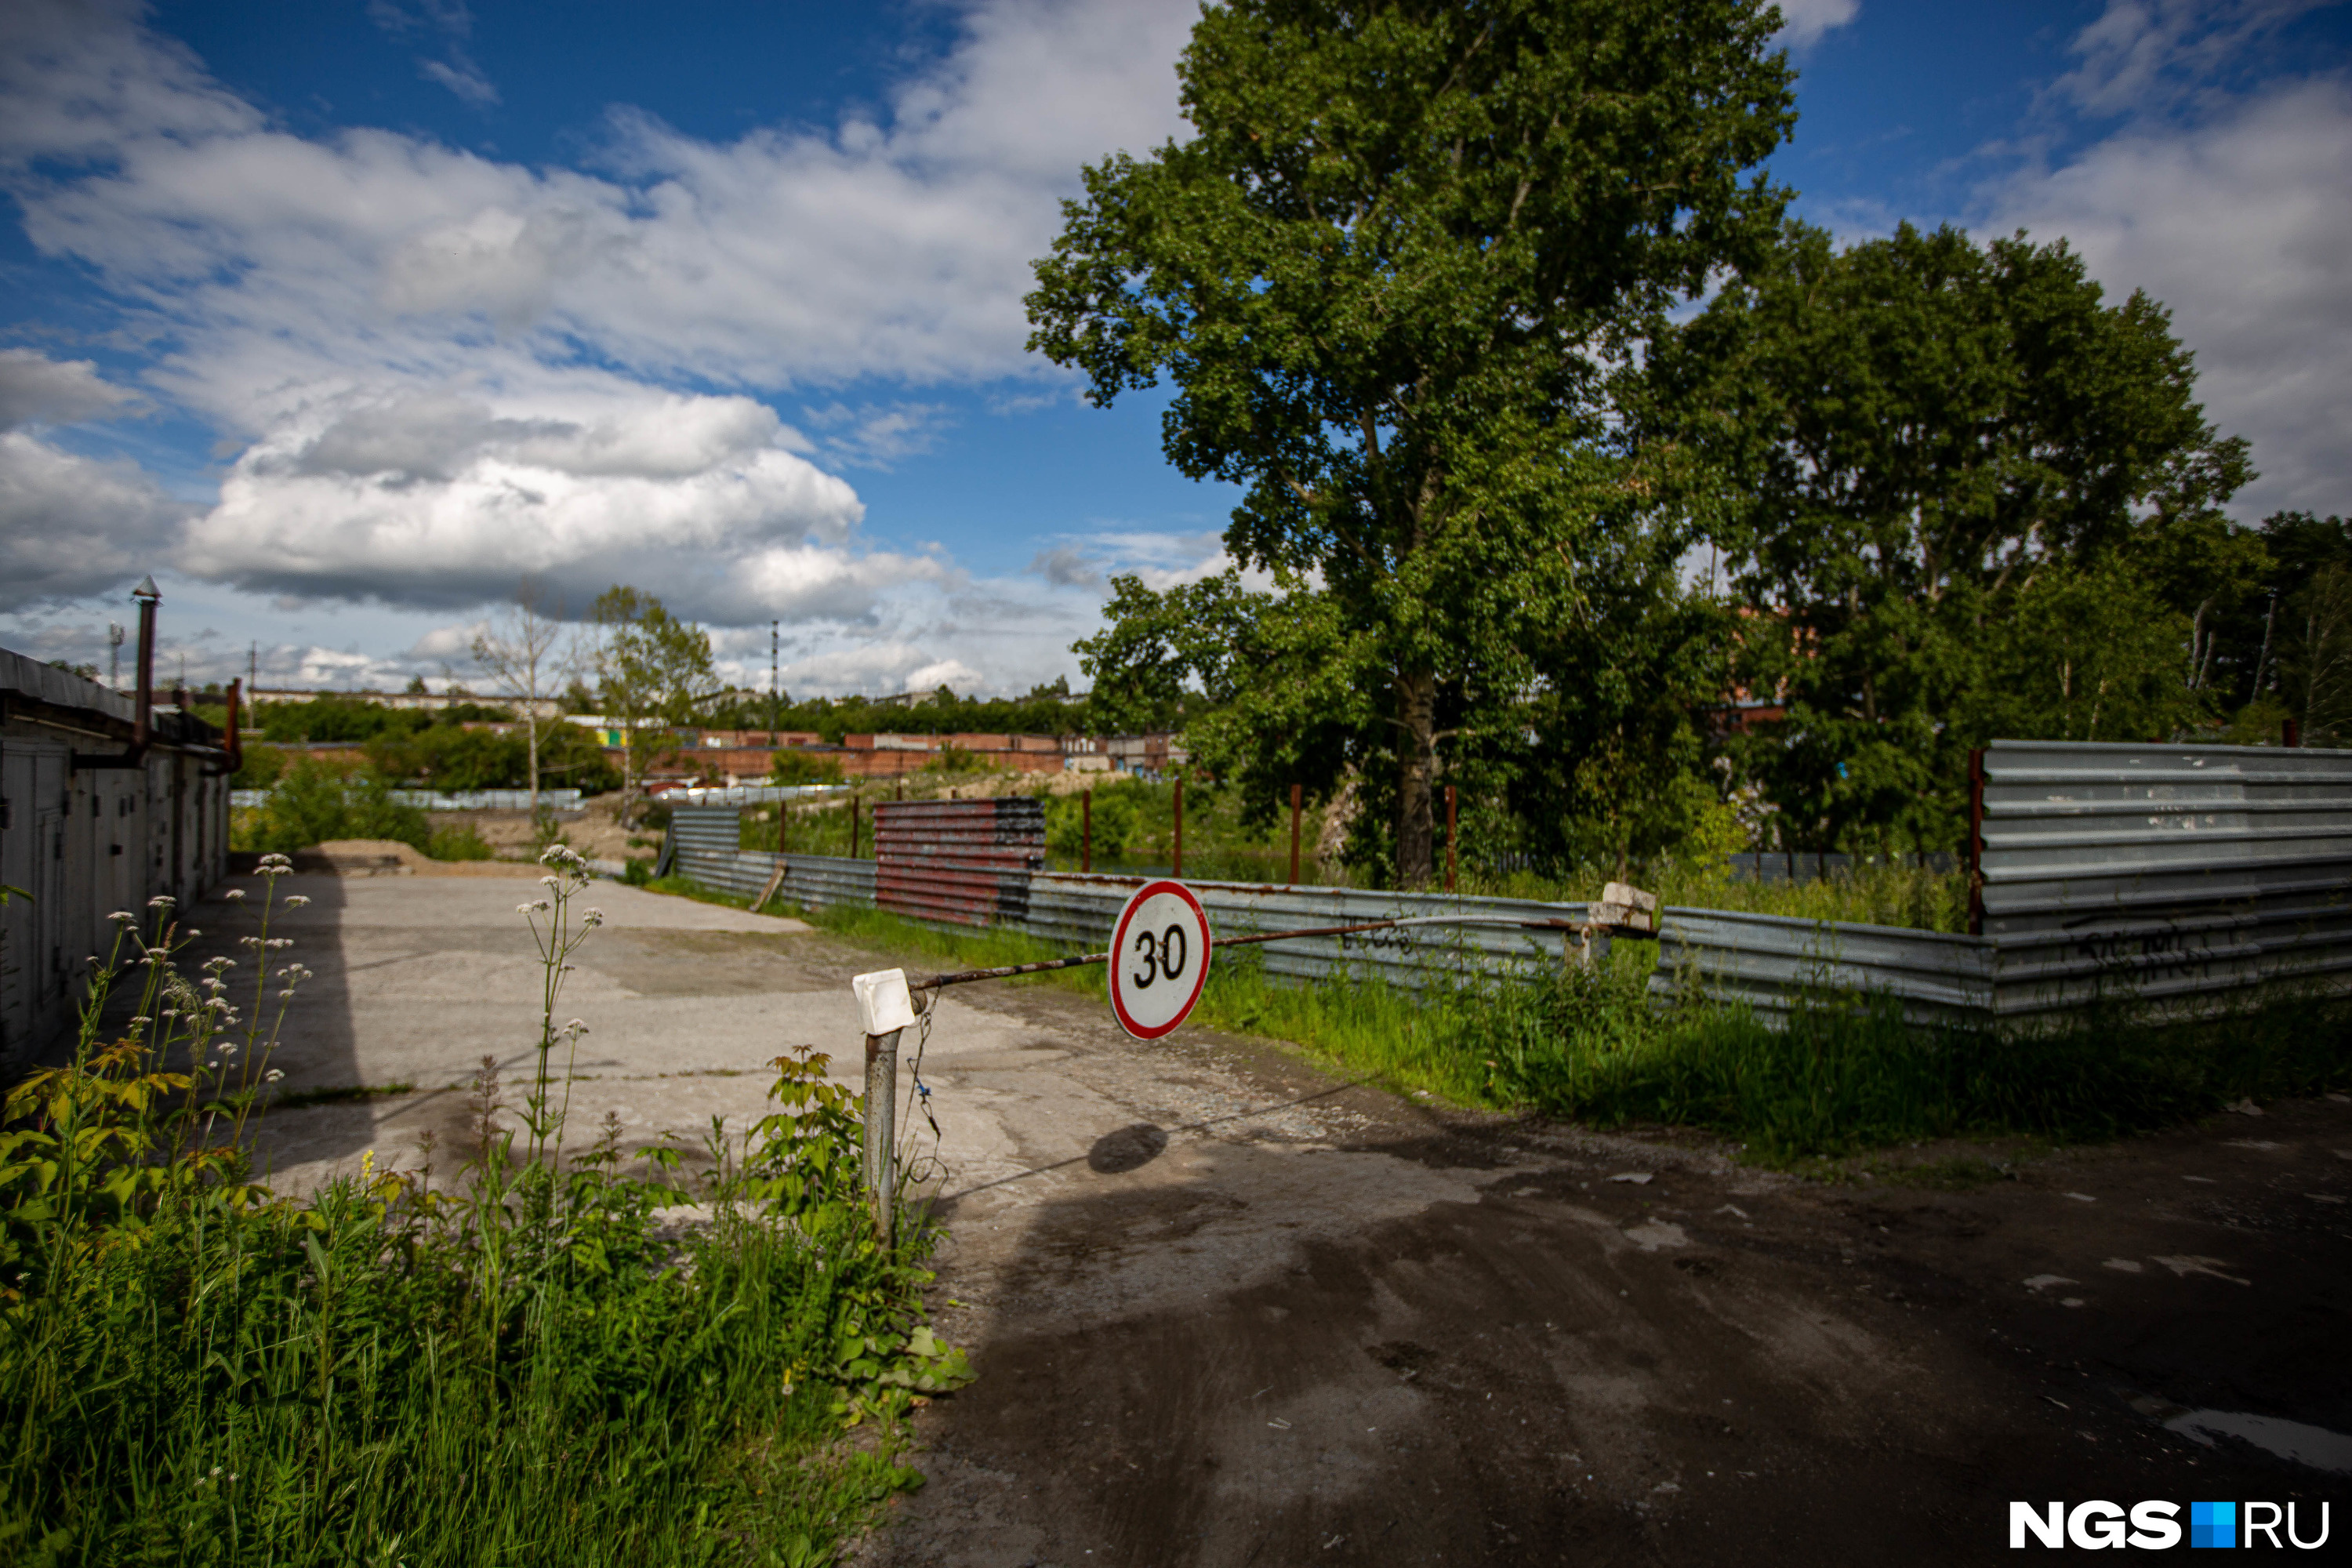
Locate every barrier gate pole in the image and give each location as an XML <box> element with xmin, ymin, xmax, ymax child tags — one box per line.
<box><xmin>863</xmin><ymin>1029</ymin><xmax>901</xmax><ymax>1241</ymax></box>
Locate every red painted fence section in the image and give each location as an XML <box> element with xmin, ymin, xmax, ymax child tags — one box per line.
<box><xmin>873</xmin><ymin>797</ymin><xmax>1045</xmax><ymax>927</ymax></box>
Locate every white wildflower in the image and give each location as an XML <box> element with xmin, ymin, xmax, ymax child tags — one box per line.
<box><xmin>223</xmin><ymin>888</ymin><xmax>246</xmax><ymax>901</ymax></box>
<box><xmin>110</xmin><ymin>910</ymin><xmax>137</xmax><ymax>924</ymax></box>
<box><xmin>539</xmin><ymin>874</ymin><xmax>561</xmax><ymax>887</ymax></box>
<box><xmin>285</xmin><ymin>895</ymin><xmax>310</xmax><ymax>909</ymax></box>
<box><xmin>267</xmin><ymin>938</ymin><xmax>292</xmax><ymax>949</ymax></box>
<box><xmin>515</xmin><ymin>903</ymin><xmax>535</xmax><ymax>915</ymax></box>
<box><xmin>265</xmin><ymin>1069</ymin><xmax>284</xmax><ymax>1083</ymax></box>
<box><xmin>130</xmin><ymin>1015</ymin><xmax>152</xmax><ymax>1026</ymax></box>
<box><xmin>148</xmin><ymin>895</ymin><xmax>175</xmax><ymax>909</ymax></box>
<box><xmin>583</xmin><ymin>908</ymin><xmax>605</xmax><ymax>927</ymax></box>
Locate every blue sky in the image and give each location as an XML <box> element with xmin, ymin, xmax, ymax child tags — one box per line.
<box><xmin>4</xmin><ymin>1</ymin><xmax>2349</xmax><ymax>698</ymax></box>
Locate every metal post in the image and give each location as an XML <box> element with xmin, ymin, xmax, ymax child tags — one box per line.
<box><xmin>1445</xmin><ymin>784</ymin><xmax>1457</xmax><ymax>893</ymax></box>
<box><xmin>1288</xmin><ymin>782</ymin><xmax>1301</xmax><ymax>885</ymax></box>
<box><xmin>1173</xmin><ymin>775</ymin><xmax>1183</xmax><ymax>877</ymax></box>
<box><xmin>863</xmin><ymin>1029</ymin><xmax>902</xmax><ymax>1241</ymax></box>
<box><xmin>2284</xmin><ymin>717</ymin><xmax>2301</xmax><ymax>748</ymax></box>
<box><xmin>1966</xmin><ymin>746</ymin><xmax>1987</xmax><ymax>938</ymax></box>
<box><xmin>1082</xmin><ymin>788</ymin><xmax>1092</xmax><ymax>873</ymax></box>
<box><xmin>850</xmin><ymin>794</ymin><xmax>860</xmax><ymax>858</ymax></box>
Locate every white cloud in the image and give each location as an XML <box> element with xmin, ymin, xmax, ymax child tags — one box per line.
<box><xmin>0</xmin><ymin>349</ymin><xmax>182</xmax><ymax>608</ymax></box>
<box><xmin>178</xmin><ymin>382</ymin><xmax>942</xmax><ymax>622</ymax></box>
<box><xmin>1028</xmin><ymin>545</ymin><xmax>1102</xmax><ymax>587</ymax></box>
<box><xmin>0</xmin><ymin>348</ymin><xmax>139</xmax><ymax>427</ymax></box>
<box><xmin>2052</xmin><ymin>1</ymin><xmax>2332</xmax><ymax>117</ymax></box>
<box><xmin>1777</xmin><ymin>1</ymin><xmax>1861</xmax><ymax>51</ymax></box>
<box><xmin>1986</xmin><ymin>69</ymin><xmax>2352</xmax><ymax>518</ymax></box>
<box><xmin>0</xmin><ymin>0</ymin><xmax>1200</xmax><ymax>670</ymax></box>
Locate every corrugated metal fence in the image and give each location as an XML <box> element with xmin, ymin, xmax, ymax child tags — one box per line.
<box><xmin>665</xmin><ymin>739</ymin><xmax>2352</xmax><ymax>1023</ymax></box>
<box><xmin>1655</xmin><ymin>740</ymin><xmax>2352</xmax><ymax>1022</ymax></box>
<box><xmin>874</xmin><ymin>798</ymin><xmax>1042</xmax><ymax>927</ymax></box>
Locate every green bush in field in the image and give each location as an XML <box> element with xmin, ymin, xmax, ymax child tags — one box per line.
<box><xmin>0</xmin><ymin>851</ymin><xmax>967</xmax><ymax>1566</ymax></box>
<box><xmin>426</xmin><ymin>822</ymin><xmax>497</xmax><ymax>860</ymax></box>
<box><xmin>1044</xmin><ymin>785</ymin><xmax>1142</xmax><ymax>859</ymax></box>
<box><xmin>233</xmin><ymin>759</ymin><xmax>433</xmax><ymax>856</ymax></box>
<box><xmin>770</xmin><ymin>750</ymin><xmax>846</xmax><ymax>785</ymax></box>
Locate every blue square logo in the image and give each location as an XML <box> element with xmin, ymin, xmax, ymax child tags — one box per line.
<box><xmin>2191</xmin><ymin>1501</ymin><xmax>2235</xmax><ymax>1548</ymax></box>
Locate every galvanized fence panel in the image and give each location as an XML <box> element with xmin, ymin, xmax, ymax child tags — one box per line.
<box><xmin>1980</xmin><ymin>739</ymin><xmax>2352</xmax><ymax>1014</ymax></box>
<box><xmin>778</xmin><ymin>853</ymin><xmax>875</xmax><ymax>911</ymax></box>
<box><xmin>1028</xmin><ymin>873</ymin><xmax>1588</xmax><ymax>991</ymax></box>
<box><xmin>1647</xmin><ymin>908</ymin><xmax>1992</xmax><ymax>1024</ymax></box>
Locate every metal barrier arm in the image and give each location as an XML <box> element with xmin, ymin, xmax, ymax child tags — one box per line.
<box><xmin>912</xmin><ymin>911</ymin><xmax>1623</xmax><ymax>995</ymax></box>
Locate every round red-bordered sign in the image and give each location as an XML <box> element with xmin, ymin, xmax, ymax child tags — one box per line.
<box><xmin>1108</xmin><ymin>879</ymin><xmax>1212</xmax><ymax>1040</ymax></box>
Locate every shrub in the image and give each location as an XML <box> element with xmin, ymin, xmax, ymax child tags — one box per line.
<box><xmin>771</xmin><ymin>749</ymin><xmax>847</xmax><ymax>785</ymax></box>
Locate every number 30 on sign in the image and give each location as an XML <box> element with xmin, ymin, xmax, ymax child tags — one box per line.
<box><xmin>1108</xmin><ymin>880</ymin><xmax>1213</xmax><ymax>1040</ymax></box>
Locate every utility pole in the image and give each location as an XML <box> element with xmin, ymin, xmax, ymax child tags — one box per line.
<box><xmin>108</xmin><ymin>622</ymin><xmax>125</xmax><ymax>688</ymax></box>
<box><xmin>769</xmin><ymin>619</ymin><xmax>779</xmax><ymax>746</ymax></box>
<box><xmin>249</xmin><ymin>642</ymin><xmax>259</xmax><ymax>695</ymax></box>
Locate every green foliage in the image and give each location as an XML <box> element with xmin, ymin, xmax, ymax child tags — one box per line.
<box><xmin>228</xmin><ymin>741</ymin><xmax>285</xmax><ymax>791</ymax></box>
<box><xmin>706</xmin><ymin>685</ymin><xmax>1094</xmax><ymax>742</ymax></box>
<box><xmin>234</xmin><ymin>760</ymin><xmax>432</xmax><ymax>855</ymax></box>
<box><xmin>1655</xmin><ymin>220</ymin><xmax>2255</xmax><ymax>849</ymax></box>
<box><xmin>426</xmin><ymin>822</ymin><xmax>496</xmax><ymax>861</ymax></box>
<box><xmin>1044</xmin><ymin>783</ymin><xmax>1143</xmax><ymax>861</ymax></box>
<box><xmin>0</xmin><ymin>854</ymin><xmax>965</xmax><ymax>1565</ymax></box>
<box><xmin>253</xmin><ymin>696</ymin><xmax>514</xmax><ymax>744</ymax></box>
<box><xmin>366</xmin><ymin>720</ymin><xmax>619</xmax><ymax>793</ymax></box>
<box><xmin>1029</xmin><ymin>0</ymin><xmax>1796</xmax><ymax>884</ymax></box>
<box><xmin>591</xmin><ymin>587</ymin><xmax>717</xmax><ymax>821</ymax></box>
<box><xmin>769</xmin><ymin>749</ymin><xmax>846</xmax><ymax>785</ymax></box>
<box><xmin>1465</xmin><ymin>971</ymin><xmax>2352</xmax><ymax>1160</ymax></box>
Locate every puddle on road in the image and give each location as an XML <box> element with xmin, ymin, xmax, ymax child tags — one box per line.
<box><xmin>2164</xmin><ymin>1410</ymin><xmax>2352</xmax><ymax>1474</ymax></box>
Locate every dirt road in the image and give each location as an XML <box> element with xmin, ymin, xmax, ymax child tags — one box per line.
<box><xmin>854</xmin><ymin>969</ymin><xmax>2351</xmax><ymax>1566</ymax></box>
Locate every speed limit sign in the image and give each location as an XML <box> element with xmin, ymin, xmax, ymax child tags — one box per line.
<box><xmin>1108</xmin><ymin>879</ymin><xmax>1212</xmax><ymax>1040</ymax></box>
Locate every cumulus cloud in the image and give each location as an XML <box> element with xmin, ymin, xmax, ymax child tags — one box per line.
<box><xmin>1777</xmin><ymin>0</ymin><xmax>1861</xmax><ymax>51</ymax></box>
<box><xmin>0</xmin><ymin>430</ymin><xmax>188</xmax><ymax>608</ymax></box>
<box><xmin>1984</xmin><ymin>3</ymin><xmax>2352</xmax><ymax>518</ymax></box>
<box><xmin>0</xmin><ymin>348</ymin><xmax>181</xmax><ymax>608</ymax></box>
<box><xmin>0</xmin><ymin>348</ymin><xmax>139</xmax><ymax>427</ymax></box>
<box><xmin>178</xmin><ymin>383</ymin><xmax>945</xmax><ymax>622</ymax></box>
<box><xmin>1028</xmin><ymin>545</ymin><xmax>1101</xmax><ymax>587</ymax></box>
<box><xmin>4</xmin><ymin>0</ymin><xmax>1196</xmax><ymax>410</ymax></box>
<box><xmin>0</xmin><ymin>0</ymin><xmax>1200</xmax><ymax>662</ymax></box>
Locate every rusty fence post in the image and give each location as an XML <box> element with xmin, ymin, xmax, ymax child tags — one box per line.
<box><xmin>1445</xmin><ymin>784</ymin><xmax>1457</xmax><ymax>893</ymax></box>
<box><xmin>1082</xmin><ymin>788</ymin><xmax>1092</xmax><ymax>873</ymax></box>
<box><xmin>1173</xmin><ymin>775</ymin><xmax>1184</xmax><ymax>878</ymax></box>
<box><xmin>1966</xmin><ymin>747</ymin><xmax>1987</xmax><ymax>938</ymax></box>
<box><xmin>2285</xmin><ymin>717</ymin><xmax>2302</xmax><ymax>748</ymax></box>
<box><xmin>850</xmin><ymin>793</ymin><xmax>861</xmax><ymax>858</ymax></box>
<box><xmin>1288</xmin><ymin>782</ymin><xmax>1302</xmax><ymax>885</ymax></box>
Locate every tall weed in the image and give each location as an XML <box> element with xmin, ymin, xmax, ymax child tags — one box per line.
<box><xmin>0</xmin><ymin>850</ymin><xmax>964</xmax><ymax>1566</ymax></box>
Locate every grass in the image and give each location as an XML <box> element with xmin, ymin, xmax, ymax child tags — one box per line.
<box><xmin>797</xmin><ymin>903</ymin><xmax>2352</xmax><ymax>1162</ymax></box>
<box><xmin>1</xmin><ymin>851</ymin><xmax>968</xmax><ymax>1566</ymax></box>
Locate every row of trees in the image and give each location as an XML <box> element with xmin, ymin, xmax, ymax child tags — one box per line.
<box><xmin>1034</xmin><ymin>0</ymin><xmax>2348</xmax><ymax>885</ymax></box>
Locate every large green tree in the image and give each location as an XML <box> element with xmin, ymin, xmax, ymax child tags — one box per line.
<box><xmin>1653</xmin><ymin>220</ymin><xmax>2254</xmax><ymax>849</ymax></box>
<box><xmin>1029</xmin><ymin>0</ymin><xmax>1796</xmax><ymax>884</ymax></box>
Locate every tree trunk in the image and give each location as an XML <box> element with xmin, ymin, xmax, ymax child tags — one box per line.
<box><xmin>1396</xmin><ymin>668</ymin><xmax>1437</xmax><ymax>887</ymax></box>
